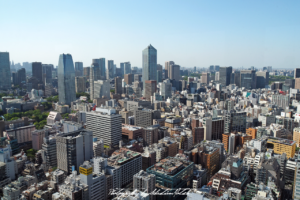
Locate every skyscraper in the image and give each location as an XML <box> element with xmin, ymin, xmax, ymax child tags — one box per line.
<box><xmin>75</xmin><ymin>76</ymin><xmax>87</xmax><ymax>93</ymax></box>
<box><xmin>16</xmin><ymin>68</ymin><xmax>26</xmax><ymax>85</ymax></box>
<box><xmin>107</xmin><ymin>60</ymin><xmax>115</xmax><ymax>79</ymax></box>
<box><xmin>240</xmin><ymin>70</ymin><xmax>256</xmax><ymax>89</ymax></box>
<box><xmin>256</xmin><ymin>71</ymin><xmax>269</xmax><ymax>88</ymax></box>
<box><xmin>124</xmin><ymin>62</ymin><xmax>131</xmax><ymax>74</ymax></box>
<box><xmin>92</xmin><ymin>59</ymin><xmax>101</xmax><ymax>81</ymax></box>
<box><xmin>145</xmin><ymin>80</ymin><xmax>157</xmax><ymax>100</ymax></box>
<box><xmin>115</xmin><ymin>76</ymin><xmax>122</xmax><ymax>94</ymax></box>
<box><xmin>142</xmin><ymin>45</ymin><xmax>157</xmax><ymax>85</ymax></box>
<box><xmin>219</xmin><ymin>66</ymin><xmax>232</xmax><ymax>87</ymax></box>
<box><xmin>89</xmin><ymin>64</ymin><xmax>95</xmax><ymax>100</ymax></box>
<box><xmin>75</xmin><ymin>62</ymin><xmax>84</xmax><ymax>76</ymax></box>
<box><xmin>169</xmin><ymin>64</ymin><xmax>180</xmax><ymax>81</ymax></box>
<box><xmin>42</xmin><ymin>64</ymin><xmax>53</xmax><ymax>84</ymax></box>
<box><xmin>56</xmin><ymin>129</ymin><xmax>93</xmax><ymax>174</ymax></box>
<box><xmin>164</xmin><ymin>61</ymin><xmax>174</xmax><ymax>79</ymax></box>
<box><xmin>58</xmin><ymin>54</ymin><xmax>76</xmax><ymax>105</ymax></box>
<box><xmin>295</xmin><ymin>68</ymin><xmax>300</xmax><ymax>79</ymax></box>
<box><xmin>0</xmin><ymin>52</ymin><xmax>12</xmax><ymax>90</ymax></box>
<box><xmin>32</xmin><ymin>62</ymin><xmax>43</xmax><ymax>84</ymax></box>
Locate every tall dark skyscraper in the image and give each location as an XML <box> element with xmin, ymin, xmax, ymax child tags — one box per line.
<box><xmin>17</xmin><ymin>68</ymin><xmax>26</xmax><ymax>85</ymax></box>
<box><xmin>295</xmin><ymin>68</ymin><xmax>300</xmax><ymax>79</ymax></box>
<box><xmin>58</xmin><ymin>54</ymin><xmax>76</xmax><ymax>105</ymax></box>
<box><xmin>32</xmin><ymin>62</ymin><xmax>43</xmax><ymax>84</ymax></box>
<box><xmin>0</xmin><ymin>52</ymin><xmax>12</xmax><ymax>90</ymax></box>
<box><xmin>115</xmin><ymin>76</ymin><xmax>122</xmax><ymax>95</ymax></box>
<box><xmin>219</xmin><ymin>66</ymin><xmax>232</xmax><ymax>87</ymax></box>
<box><xmin>142</xmin><ymin>44</ymin><xmax>157</xmax><ymax>86</ymax></box>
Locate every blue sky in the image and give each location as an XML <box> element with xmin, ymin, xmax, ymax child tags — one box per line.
<box><xmin>0</xmin><ymin>0</ymin><xmax>299</xmax><ymax>69</ymax></box>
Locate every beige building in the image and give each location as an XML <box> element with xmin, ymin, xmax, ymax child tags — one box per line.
<box><xmin>294</xmin><ymin>128</ymin><xmax>300</xmax><ymax>147</ymax></box>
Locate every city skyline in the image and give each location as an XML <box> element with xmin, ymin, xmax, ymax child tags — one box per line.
<box><xmin>1</xmin><ymin>0</ymin><xmax>299</xmax><ymax>69</ymax></box>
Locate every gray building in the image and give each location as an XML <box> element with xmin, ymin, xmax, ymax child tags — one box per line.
<box><xmin>86</xmin><ymin>108</ymin><xmax>122</xmax><ymax>146</ymax></box>
<box><xmin>256</xmin><ymin>71</ymin><xmax>269</xmax><ymax>88</ymax></box>
<box><xmin>107</xmin><ymin>60</ymin><xmax>115</xmax><ymax>79</ymax></box>
<box><xmin>115</xmin><ymin>76</ymin><xmax>122</xmax><ymax>95</ymax></box>
<box><xmin>272</xmin><ymin>94</ymin><xmax>290</xmax><ymax>109</ymax></box>
<box><xmin>0</xmin><ymin>52</ymin><xmax>12</xmax><ymax>90</ymax></box>
<box><xmin>160</xmin><ymin>80</ymin><xmax>172</xmax><ymax>100</ymax></box>
<box><xmin>240</xmin><ymin>70</ymin><xmax>256</xmax><ymax>89</ymax></box>
<box><xmin>32</xmin><ymin>62</ymin><xmax>43</xmax><ymax>84</ymax></box>
<box><xmin>75</xmin><ymin>62</ymin><xmax>84</xmax><ymax>76</ymax></box>
<box><xmin>124</xmin><ymin>62</ymin><xmax>131</xmax><ymax>75</ymax></box>
<box><xmin>41</xmin><ymin>135</ymin><xmax>57</xmax><ymax>168</ymax></box>
<box><xmin>58</xmin><ymin>54</ymin><xmax>76</xmax><ymax>105</ymax></box>
<box><xmin>94</xmin><ymin>80</ymin><xmax>110</xmax><ymax>99</ymax></box>
<box><xmin>225</xmin><ymin>110</ymin><xmax>247</xmax><ymax>134</ymax></box>
<box><xmin>56</xmin><ymin>129</ymin><xmax>93</xmax><ymax>174</ymax></box>
<box><xmin>142</xmin><ymin>45</ymin><xmax>157</xmax><ymax>86</ymax></box>
<box><xmin>42</xmin><ymin>64</ymin><xmax>53</xmax><ymax>84</ymax></box>
<box><xmin>134</xmin><ymin>108</ymin><xmax>160</xmax><ymax>128</ymax></box>
<box><xmin>17</xmin><ymin>68</ymin><xmax>26</xmax><ymax>85</ymax></box>
<box><xmin>92</xmin><ymin>58</ymin><xmax>106</xmax><ymax>80</ymax></box>
<box><xmin>219</xmin><ymin>66</ymin><xmax>232</xmax><ymax>87</ymax></box>
<box><xmin>133</xmin><ymin>170</ymin><xmax>156</xmax><ymax>200</ymax></box>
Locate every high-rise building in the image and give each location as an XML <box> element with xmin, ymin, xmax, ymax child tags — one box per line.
<box><xmin>75</xmin><ymin>62</ymin><xmax>84</xmax><ymax>76</ymax></box>
<box><xmin>79</xmin><ymin>161</ymin><xmax>107</xmax><ymax>200</ymax></box>
<box><xmin>115</xmin><ymin>76</ymin><xmax>122</xmax><ymax>95</ymax></box>
<box><xmin>219</xmin><ymin>66</ymin><xmax>232</xmax><ymax>87</ymax></box>
<box><xmin>107</xmin><ymin>60</ymin><xmax>115</xmax><ymax>79</ymax></box>
<box><xmin>142</xmin><ymin>45</ymin><xmax>157</xmax><ymax>85</ymax></box>
<box><xmin>143</xmin><ymin>126</ymin><xmax>159</xmax><ymax>146</ymax></box>
<box><xmin>89</xmin><ymin>64</ymin><xmax>95</xmax><ymax>100</ymax></box>
<box><xmin>169</xmin><ymin>64</ymin><xmax>180</xmax><ymax>81</ymax></box>
<box><xmin>94</xmin><ymin>80</ymin><xmax>110</xmax><ymax>99</ymax></box>
<box><xmin>224</xmin><ymin>111</ymin><xmax>246</xmax><ymax>134</ymax></box>
<box><xmin>160</xmin><ymin>80</ymin><xmax>172</xmax><ymax>100</ymax></box>
<box><xmin>17</xmin><ymin>68</ymin><xmax>26</xmax><ymax>85</ymax></box>
<box><xmin>91</xmin><ymin>60</ymin><xmax>101</xmax><ymax>81</ymax></box>
<box><xmin>56</xmin><ymin>129</ymin><xmax>93</xmax><ymax>174</ymax></box>
<box><xmin>157</xmin><ymin>70</ymin><xmax>162</xmax><ymax>83</ymax></box>
<box><xmin>58</xmin><ymin>54</ymin><xmax>76</xmax><ymax>105</ymax></box>
<box><xmin>75</xmin><ymin>76</ymin><xmax>87</xmax><ymax>93</ymax></box>
<box><xmin>164</xmin><ymin>61</ymin><xmax>174</xmax><ymax>79</ymax></box>
<box><xmin>86</xmin><ymin>108</ymin><xmax>122</xmax><ymax>146</ymax></box>
<box><xmin>120</xmin><ymin>62</ymin><xmax>125</xmax><ymax>77</ymax></box>
<box><xmin>32</xmin><ymin>62</ymin><xmax>43</xmax><ymax>84</ymax></box>
<box><xmin>201</xmin><ymin>73</ymin><xmax>209</xmax><ymax>84</ymax></box>
<box><xmin>84</xmin><ymin>67</ymin><xmax>90</xmax><ymax>79</ymax></box>
<box><xmin>133</xmin><ymin>170</ymin><xmax>156</xmax><ymax>200</ymax></box>
<box><xmin>12</xmin><ymin>72</ymin><xmax>18</xmax><ymax>86</ymax></box>
<box><xmin>293</xmin><ymin>162</ymin><xmax>300</xmax><ymax>199</ymax></box>
<box><xmin>42</xmin><ymin>135</ymin><xmax>57</xmax><ymax>168</ymax></box>
<box><xmin>144</xmin><ymin>80</ymin><xmax>156</xmax><ymax>100</ymax></box>
<box><xmin>256</xmin><ymin>71</ymin><xmax>269</xmax><ymax>88</ymax></box>
<box><xmin>124</xmin><ymin>74</ymin><xmax>133</xmax><ymax>85</ymax></box>
<box><xmin>295</xmin><ymin>68</ymin><xmax>300</xmax><ymax>79</ymax></box>
<box><xmin>42</xmin><ymin>64</ymin><xmax>53</xmax><ymax>84</ymax></box>
<box><xmin>240</xmin><ymin>70</ymin><xmax>256</xmax><ymax>89</ymax></box>
<box><xmin>124</xmin><ymin>62</ymin><xmax>131</xmax><ymax>74</ymax></box>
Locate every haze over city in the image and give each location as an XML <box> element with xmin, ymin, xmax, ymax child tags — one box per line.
<box><xmin>1</xmin><ymin>0</ymin><xmax>299</xmax><ymax>69</ymax></box>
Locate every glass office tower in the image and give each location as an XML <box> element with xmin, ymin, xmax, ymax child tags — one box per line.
<box><xmin>0</xmin><ymin>52</ymin><xmax>12</xmax><ymax>90</ymax></box>
<box><xmin>58</xmin><ymin>54</ymin><xmax>76</xmax><ymax>105</ymax></box>
<box><xmin>142</xmin><ymin>44</ymin><xmax>157</xmax><ymax>85</ymax></box>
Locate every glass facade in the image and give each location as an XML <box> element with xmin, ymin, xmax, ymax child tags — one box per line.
<box><xmin>219</xmin><ymin>66</ymin><xmax>232</xmax><ymax>87</ymax></box>
<box><xmin>142</xmin><ymin>44</ymin><xmax>157</xmax><ymax>85</ymax></box>
<box><xmin>0</xmin><ymin>52</ymin><xmax>12</xmax><ymax>90</ymax></box>
<box><xmin>58</xmin><ymin>54</ymin><xmax>76</xmax><ymax>105</ymax></box>
<box><xmin>107</xmin><ymin>60</ymin><xmax>115</xmax><ymax>79</ymax></box>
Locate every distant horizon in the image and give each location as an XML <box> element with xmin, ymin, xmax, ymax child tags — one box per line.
<box><xmin>1</xmin><ymin>0</ymin><xmax>299</xmax><ymax>69</ymax></box>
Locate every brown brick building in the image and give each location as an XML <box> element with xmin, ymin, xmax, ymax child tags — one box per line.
<box><xmin>192</xmin><ymin>127</ymin><xmax>204</xmax><ymax>145</ymax></box>
<box><xmin>222</xmin><ymin>133</ymin><xmax>230</xmax><ymax>151</ymax></box>
<box><xmin>122</xmin><ymin>124</ymin><xmax>143</xmax><ymax>140</ymax></box>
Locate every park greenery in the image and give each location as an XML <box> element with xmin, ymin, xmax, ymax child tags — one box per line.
<box><xmin>269</xmin><ymin>75</ymin><xmax>292</xmax><ymax>84</ymax></box>
<box><xmin>3</xmin><ymin>110</ymin><xmax>49</xmax><ymax>130</ymax></box>
<box><xmin>26</xmin><ymin>148</ymin><xmax>37</xmax><ymax>161</ymax></box>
